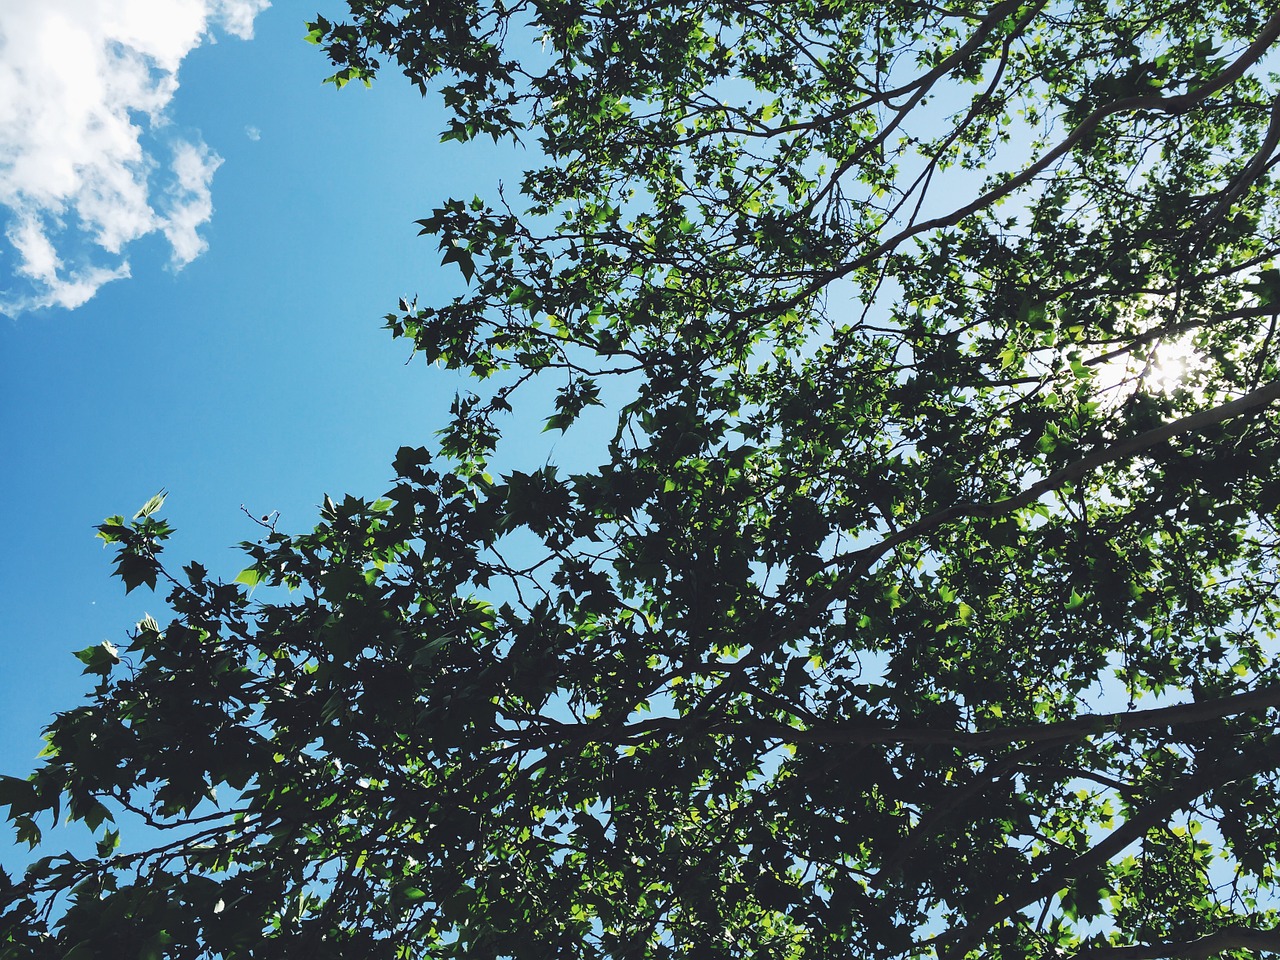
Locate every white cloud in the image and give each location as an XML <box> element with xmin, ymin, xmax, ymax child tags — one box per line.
<box><xmin>163</xmin><ymin>139</ymin><xmax>224</xmax><ymax>266</ymax></box>
<box><xmin>0</xmin><ymin>0</ymin><xmax>270</xmax><ymax>315</ymax></box>
<box><xmin>9</xmin><ymin>215</ymin><xmax>60</xmax><ymax>284</ymax></box>
<box><xmin>214</xmin><ymin>0</ymin><xmax>271</xmax><ymax>40</ymax></box>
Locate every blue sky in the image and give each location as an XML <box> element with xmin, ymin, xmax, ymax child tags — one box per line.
<box><xmin>0</xmin><ymin>2</ymin><xmax>531</xmax><ymax>784</ymax></box>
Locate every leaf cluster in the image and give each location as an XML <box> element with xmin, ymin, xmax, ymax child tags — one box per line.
<box><xmin>9</xmin><ymin>0</ymin><xmax>1280</xmax><ymax>957</ymax></box>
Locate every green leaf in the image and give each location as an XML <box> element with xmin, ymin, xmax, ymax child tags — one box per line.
<box><xmin>134</xmin><ymin>489</ymin><xmax>168</xmax><ymax>520</ymax></box>
<box><xmin>96</xmin><ymin>828</ymin><xmax>121</xmax><ymax>858</ymax></box>
<box><xmin>0</xmin><ymin>775</ymin><xmax>40</xmax><ymax>819</ymax></box>
<box><xmin>14</xmin><ymin>815</ymin><xmax>40</xmax><ymax>849</ymax></box>
<box><xmin>74</xmin><ymin>642</ymin><xmax>120</xmax><ymax>676</ymax></box>
<box><xmin>235</xmin><ymin>566</ymin><xmax>264</xmax><ymax>587</ymax></box>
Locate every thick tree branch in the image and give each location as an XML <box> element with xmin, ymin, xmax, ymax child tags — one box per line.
<box><xmin>937</xmin><ymin>753</ymin><xmax>1269</xmax><ymax>960</ymax></box>
<box><xmin>1199</xmin><ymin>92</ymin><xmax>1280</xmax><ymax>231</ymax></box>
<box><xmin>504</xmin><ymin>680</ymin><xmax>1280</xmax><ymax>753</ymax></box>
<box><xmin>837</xmin><ymin>377</ymin><xmax>1280</xmax><ymax>576</ymax></box>
<box><xmin>1071</xmin><ymin>925</ymin><xmax>1280</xmax><ymax>960</ymax></box>
<box><xmin>732</xmin><ymin>681</ymin><xmax>1280</xmax><ymax>747</ymax></box>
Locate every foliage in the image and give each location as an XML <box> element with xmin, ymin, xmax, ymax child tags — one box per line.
<box><xmin>8</xmin><ymin>0</ymin><xmax>1280</xmax><ymax>957</ymax></box>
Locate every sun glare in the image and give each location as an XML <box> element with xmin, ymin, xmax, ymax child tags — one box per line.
<box><xmin>1094</xmin><ymin>334</ymin><xmax>1202</xmax><ymax>403</ymax></box>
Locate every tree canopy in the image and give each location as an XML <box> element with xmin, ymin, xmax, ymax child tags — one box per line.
<box><xmin>7</xmin><ymin>1</ymin><xmax>1280</xmax><ymax>957</ymax></box>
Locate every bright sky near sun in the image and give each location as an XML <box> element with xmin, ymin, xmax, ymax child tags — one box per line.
<box><xmin>0</xmin><ymin>0</ymin><xmax>532</xmax><ymax>806</ymax></box>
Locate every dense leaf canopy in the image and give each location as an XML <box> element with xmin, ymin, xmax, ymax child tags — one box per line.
<box><xmin>7</xmin><ymin>1</ymin><xmax>1280</xmax><ymax>957</ymax></box>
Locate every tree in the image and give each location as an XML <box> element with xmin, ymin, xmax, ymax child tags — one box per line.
<box><xmin>6</xmin><ymin>0</ymin><xmax>1280</xmax><ymax>956</ymax></box>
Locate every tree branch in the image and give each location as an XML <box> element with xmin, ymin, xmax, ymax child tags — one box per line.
<box><xmin>837</xmin><ymin>377</ymin><xmax>1280</xmax><ymax>576</ymax></box>
<box><xmin>747</xmin><ymin>6</ymin><xmax>1280</xmax><ymax>319</ymax></box>
<box><xmin>936</xmin><ymin>746</ymin><xmax>1280</xmax><ymax>960</ymax></box>
<box><xmin>503</xmin><ymin>680</ymin><xmax>1280</xmax><ymax>753</ymax></box>
<box><xmin>729</xmin><ymin>680</ymin><xmax>1280</xmax><ymax>748</ymax></box>
<box><xmin>1072</xmin><ymin>924</ymin><xmax>1280</xmax><ymax>960</ymax></box>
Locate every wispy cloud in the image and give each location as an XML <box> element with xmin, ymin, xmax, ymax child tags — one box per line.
<box><xmin>0</xmin><ymin>0</ymin><xmax>270</xmax><ymax>315</ymax></box>
<box><xmin>163</xmin><ymin>140</ymin><xmax>225</xmax><ymax>267</ymax></box>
